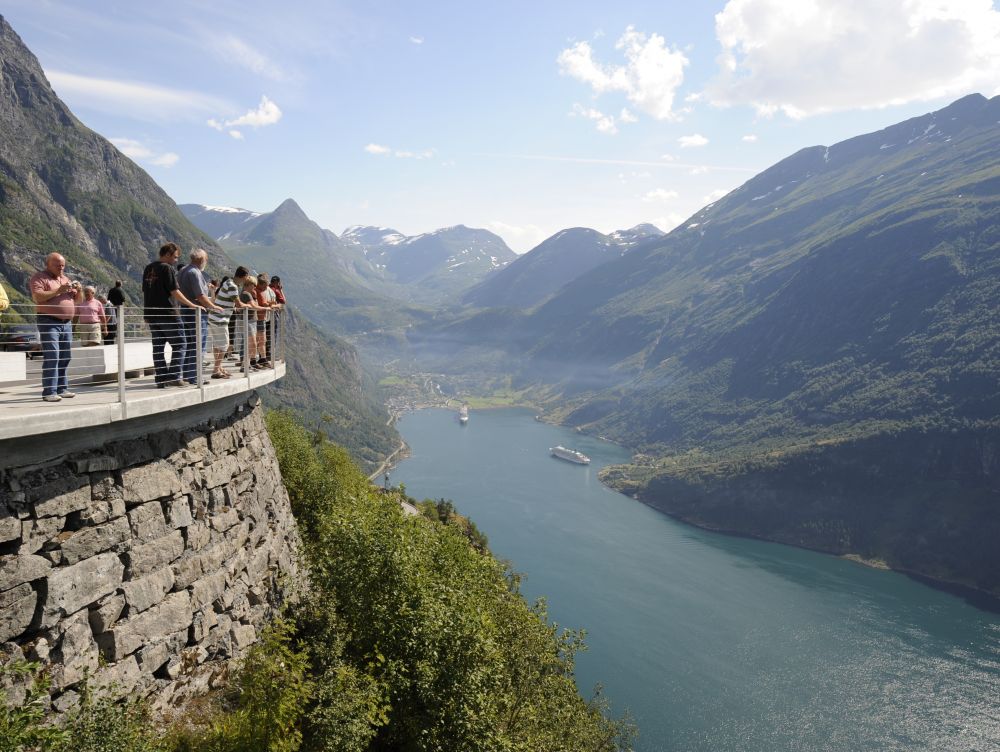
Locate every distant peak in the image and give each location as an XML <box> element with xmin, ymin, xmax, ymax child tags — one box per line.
<box><xmin>274</xmin><ymin>197</ymin><xmax>303</xmax><ymax>212</ymax></box>
<box><xmin>626</xmin><ymin>223</ymin><xmax>665</xmax><ymax>235</ymax></box>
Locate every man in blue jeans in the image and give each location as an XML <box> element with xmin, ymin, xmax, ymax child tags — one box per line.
<box><xmin>29</xmin><ymin>253</ymin><xmax>83</xmax><ymax>402</ymax></box>
<box><xmin>177</xmin><ymin>249</ymin><xmax>222</xmax><ymax>385</ymax></box>
<box><xmin>142</xmin><ymin>243</ymin><xmax>201</xmax><ymax>387</ymax></box>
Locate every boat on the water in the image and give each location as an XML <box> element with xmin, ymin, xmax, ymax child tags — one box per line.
<box><xmin>458</xmin><ymin>405</ymin><xmax>469</xmax><ymax>425</ymax></box>
<box><xmin>550</xmin><ymin>445</ymin><xmax>590</xmax><ymax>464</ymax></box>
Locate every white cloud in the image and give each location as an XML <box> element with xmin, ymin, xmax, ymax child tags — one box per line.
<box><xmin>571</xmin><ymin>103</ymin><xmax>618</xmax><ymax>134</ymax></box>
<box><xmin>643</xmin><ymin>188</ymin><xmax>679</xmax><ymax>202</ymax></box>
<box><xmin>660</xmin><ymin>153</ymin><xmax>675</xmax><ymax>161</ymax></box>
<box><xmin>558</xmin><ymin>26</ymin><xmax>689</xmax><ymax>121</ymax></box>
<box><xmin>410</xmin><ymin>36</ymin><xmax>424</xmax><ymax>44</ymax></box>
<box><xmin>225</xmin><ymin>95</ymin><xmax>282</xmax><ymax>127</ymax></box>
<box><xmin>365</xmin><ymin>143</ymin><xmax>434</xmax><ymax>159</ymax></box>
<box><xmin>215</xmin><ymin>34</ymin><xmax>287</xmax><ymax>81</ymax></box>
<box><xmin>207</xmin><ymin>96</ymin><xmax>282</xmax><ymax>137</ymax></box>
<box><xmin>150</xmin><ymin>152</ymin><xmax>180</xmax><ymax>167</ymax></box>
<box><xmin>487</xmin><ymin>221</ymin><xmax>546</xmax><ymax>253</ymax></box>
<box><xmin>679</xmin><ymin>133</ymin><xmax>709</xmax><ymax>148</ymax></box>
<box><xmin>619</xmin><ymin>169</ymin><xmax>653</xmax><ymax>183</ymax></box>
<box><xmin>110</xmin><ymin>137</ymin><xmax>179</xmax><ymax>168</ymax></box>
<box><xmin>393</xmin><ymin>149</ymin><xmax>435</xmax><ymax>159</ymax></box>
<box><xmin>703</xmin><ymin>188</ymin><xmax>730</xmax><ymax>203</ymax></box>
<box><xmin>708</xmin><ymin>0</ymin><xmax>1000</xmax><ymax>118</ymax></box>
<box><xmin>742</xmin><ymin>134</ymin><xmax>758</xmax><ymax>143</ymax></box>
<box><xmin>689</xmin><ymin>165</ymin><xmax>710</xmax><ymax>175</ymax></box>
<box><xmin>652</xmin><ymin>213</ymin><xmax>685</xmax><ymax>232</ymax></box>
<box><xmin>48</xmin><ymin>70</ymin><xmax>228</xmax><ymax>122</ymax></box>
<box><xmin>619</xmin><ymin>107</ymin><xmax>638</xmax><ymax>123</ymax></box>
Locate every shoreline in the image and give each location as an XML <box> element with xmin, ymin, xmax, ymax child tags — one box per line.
<box><xmin>624</xmin><ymin>494</ymin><xmax>1000</xmax><ymax>615</ymax></box>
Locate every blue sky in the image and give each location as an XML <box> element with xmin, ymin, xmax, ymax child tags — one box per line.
<box><xmin>5</xmin><ymin>1</ymin><xmax>1000</xmax><ymax>251</ymax></box>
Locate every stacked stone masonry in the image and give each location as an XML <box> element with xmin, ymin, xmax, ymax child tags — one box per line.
<box><xmin>0</xmin><ymin>400</ymin><xmax>300</xmax><ymax>713</ymax></box>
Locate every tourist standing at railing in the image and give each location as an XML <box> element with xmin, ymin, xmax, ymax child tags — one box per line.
<box><xmin>99</xmin><ymin>295</ymin><xmax>117</xmax><ymax>345</ymax></box>
<box><xmin>107</xmin><ymin>280</ymin><xmax>126</xmax><ymax>307</ymax></box>
<box><xmin>0</xmin><ymin>280</ymin><xmax>8</xmax><ymax>322</ymax></box>
<box><xmin>207</xmin><ymin>267</ymin><xmax>248</xmax><ymax>379</ymax></box>
<box><xmin>142</xmin><ymin>243</ymin><xmax>199</xmax><ymax>388</ymax></box>
<box><xmin>269</xmin><ymin>276</ymin><xmax>285</xmax><ymax>359</ymax></box>
<box><xmin>269</xmin><ymin>276</ymin><xmax>286</xmax><ymax>307</ymax></box>
<box><xmin>74</xmin><ymin>286</ymin><xmax>107</xmax><ymax>346</ymax></box>
<box><xmin>177</xmin><ymin>249</ymin><xmax>222</xmax><ymax>386</ymax></box>
<box><xmin>238</xmin><ymin>277</ymin><xmax>265</xmax><ymax>368</ymax></box>
<box><xmin>255</xmin><ymin>274</ymin><xmax>277</xmax><ymax>368</ymax></box>
<box><xmin>0</xmin><ymin>280</ymin><xmax>9</xmax><ymax>346</ymax></box>
<box><xmin>29</xmin><ymin>252</ymin><xmax>83</xmax><ymax>402</ymax></box>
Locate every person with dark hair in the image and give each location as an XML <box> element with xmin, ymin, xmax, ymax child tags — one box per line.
<box><xmin>269</xmin><ymin>275</ymin><xmax>286</xmax><ymax>305</ymax></box>
<box><xmin>107</xmin><ymin>279</ymin><xmax>126</xmax><ymax>307</ymax></box>
<box><xmin>254</xmin><ymin>274</ymin><xmax>275</xmax><ymax>367</ymax></box>
<box><xmin>30</xmin><ymin>252</ymin><xmax>83</xmax><ymax>401</ymax></box>
<box><xmin>238</xmin><ymin>277</ymin><xmax>266</xmax><ymax>368</ymax></box>
<box><xmin>207</xmin><ymin>268</ymin><xmax>247</xmax><ymax>378</ymax></box>
<box><xmin>142</xmin><ymin>242</ymin><xmax>199</xmax><ymax>387</ymax></box>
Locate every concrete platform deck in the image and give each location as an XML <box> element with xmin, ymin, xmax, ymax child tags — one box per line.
<box><xmin>0</xmin><ymin>360</ymin><xmax>285</xmax><ymax>441</ymax></box>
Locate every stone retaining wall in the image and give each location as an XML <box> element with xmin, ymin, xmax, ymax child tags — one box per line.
<box><xmin>0</xmin><ymin>396</ymin><xmax>300</xmax><ymax>712</ymax></box>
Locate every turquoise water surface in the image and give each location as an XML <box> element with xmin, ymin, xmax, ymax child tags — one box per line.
<box><xmin>392</xmin><ymin>408</ymin><xmax>1000</xmax><ymax>752</ymax></box>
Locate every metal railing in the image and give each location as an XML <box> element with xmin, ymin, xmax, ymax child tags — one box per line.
<box><xmin>0</xmin><ymin>302</ymin><xmax>285</xmax><ymax>412</ymax></box>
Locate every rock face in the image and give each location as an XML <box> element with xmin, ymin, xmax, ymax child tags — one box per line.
<box><xmin>0</xmin><ymin>400</ymin><xmax>300</xmax><ymax>709</ymax></box>
<box><xmin>0</xmin><ymin>14</ymin><xmax>221</xmax><ymax>297</ymax></box>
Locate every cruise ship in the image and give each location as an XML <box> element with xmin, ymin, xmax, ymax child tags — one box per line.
<box><xmin>458</xmin><ymin>405</ymin><xmax>469</xmax><ymax>425</ymax></box>
<box><xmin>550</xmin><ymin>445</ymin><xmax>590</xmax><ymax>464</ymax></box>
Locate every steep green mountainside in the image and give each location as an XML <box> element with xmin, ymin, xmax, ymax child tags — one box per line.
<box><xmin>0</xmin><ymin>17</ymin><xmax>220</xmax><ymax>302</ymax></box>
<box><xmin>344</xmin><ymin>224</ymin><xmax>517</xmax><ymax>304</ymax></box>
<box><xmin>406</xmin><ymin>94</ymin><xmax>1000</xmax><ymax>594</ymax></box>
<box><xmin>464</xmin><ymin>227</ymin><xmax>621</xmax><ymax>309</ymax></box>
<box><xmin>463</xmin><ymin>223</ymin><xmax>665</xmax><ymax>309</ymax></box>
<box><xmin>525</xmin><ymin>93</ymin><xmax>1000</xmax><ymax>452</ymax></box>
<box><xmin>0</xmin><ymin>16</ymin><xmax>395</xmax><ymax>470</ymax></box>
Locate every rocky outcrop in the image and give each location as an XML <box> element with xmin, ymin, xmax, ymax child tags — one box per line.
<box><xmin>0</xmin><ymin>398</ymin><xmax>300</xmax><ymax>713</ymax></box>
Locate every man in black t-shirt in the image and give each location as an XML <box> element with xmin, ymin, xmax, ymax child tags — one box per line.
<box><xmin>107</xmin><ymin>280</ymin><xmax>126</xmax><ymax>307</ymax></box>
<box><xmin>142</xmin><ymin>243</ymin><xmax>199</xmax><ymax>387</ymax></box>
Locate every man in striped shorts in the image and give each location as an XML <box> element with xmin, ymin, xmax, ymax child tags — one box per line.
<box><xmin>208</xmin><ymin>266</ymin><xmax>249</xmax><ymax>378</ymax></box>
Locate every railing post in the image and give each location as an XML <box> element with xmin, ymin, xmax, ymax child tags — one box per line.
<box><xmin>196</xmin><ymin>307</ymin><xmax>204</xmax><ymax>399</ymax></box>
<box><xmin>242</xmin><ymin>307</ymin><xmax>250</xmax><ymax>378</ymax></box>
<box><xmin>270</xmin><ymin>309</ymin><xmax>276</xmax><ymax>366</ymax></box>
<box><xmin>117</xmin><ymin>304</ymin><xmax>126</xmax><ymax>417</ymax></box>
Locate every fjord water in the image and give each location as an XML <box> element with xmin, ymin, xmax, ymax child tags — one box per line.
<box><xmin>392</xmin><ymin>408</ymin><xmax>1000</xmax><ymax>752</ymax></box>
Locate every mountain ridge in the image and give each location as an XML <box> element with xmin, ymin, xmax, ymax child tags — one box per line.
<box><xmin>463</xmin><ymin>224</ymin><xmax>665</xmax><ymax>309</ymax></box>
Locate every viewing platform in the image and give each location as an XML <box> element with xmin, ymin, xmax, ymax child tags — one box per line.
<box><xmin>0</xmin><ymin>304</ymin><xmax>286</xmax><ymax>443</ymax></box>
